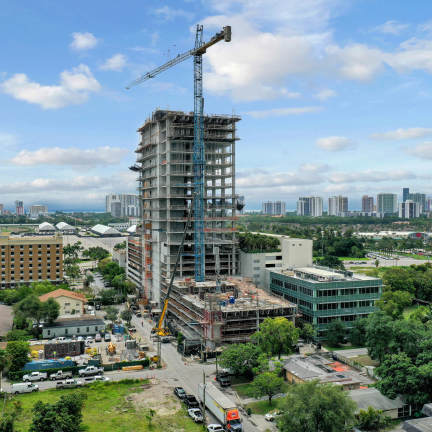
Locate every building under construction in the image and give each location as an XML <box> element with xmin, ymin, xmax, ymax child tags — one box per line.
<box><xmin>164</xmin><ymin>277</ymin><xmax>297</xmax><ymax>350</ymax></box>
<box><xmin>132</xmin><ymin>110</ymin><xmax>240</xmax><ymax>304</ymax></box>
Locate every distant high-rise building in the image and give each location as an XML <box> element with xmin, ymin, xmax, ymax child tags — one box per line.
<box><xmin>0</xmin><ymin>204</ymin><xmax>3</xmax><ymax>215</ymax></box>
<box><xmin>403</xmin><ymin>188</ymin><xmax>410</xmax><ymax>202</ymax></box>
<box><xmin>377</xmin><ymin>193</ymin><xmax>398</xmax><ymax>215</ymax></box>
<box><xmin>262</xmin><ymin>201</ymin><xmax>286</xmax><ymax>216</ymax></box>
<box><xmin>15</xmin><ymin>200</ymin><xmax>24</xmax><ymax>216</ymax></box>
<box><xmin>297</xmin><ymin>197</ymin><xmax>322</xmax><ymax>217</ymax></box>
<box><xmin>105</xmin><ymin>194</ymin><xmax>141</xmax><ymax>218</ymax></box>
<box><xmin>399</xmin><ymin>200</ymin><xmax>420</xmax><ymax>219</ymax></box>
<box><xmin>361</xmin><ymin>195</ymin><xmax>374</xmax><ymax>213</ymax></box>
<box><xmin>328</xmin><ymin>196</ymin><xmax>348</xmax><ymax>216</ymax></box>
<box><xmin>427</xmin><ymin>198</ymin><xmax>432</xmax><ymax>212</ymax></box>
<box><xmin>408</xmin><ymin>193</ymin><xmax>426</xmax><ymax>213</ymax></box>
<box><xmin>30</xmin><ymin>205</ymin><xmax>48</xmax><ymax>219</ymax></box>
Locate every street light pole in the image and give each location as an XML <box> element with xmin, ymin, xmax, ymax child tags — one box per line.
<box><xmin>202</xmin><ymin>369</ymin><xmax>207</xmax><ymax>427</ymax></box>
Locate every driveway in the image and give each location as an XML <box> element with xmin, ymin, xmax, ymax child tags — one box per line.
<box><xmin>0</xmin><ymin>304</ymin><xmax>13</xmax><ymax>336</ymax></box>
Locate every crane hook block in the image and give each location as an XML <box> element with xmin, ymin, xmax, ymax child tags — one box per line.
<box><xmin>224</xmin><ymin>26</ymin><xmax>231</xmax><ymax>42</ymax></box>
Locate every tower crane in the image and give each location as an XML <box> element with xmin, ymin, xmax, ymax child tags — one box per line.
<box><xmin>126</xmin><ymin>25</ymin><xmax>232</xmax><ymax>283</ymax></box>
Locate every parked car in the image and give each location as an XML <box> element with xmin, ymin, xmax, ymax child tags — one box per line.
<box><xmin>56</xmin><ymin>336</ymin><xmax>67</xmax><ymax>341</ymax></box>
<box><xmin>188</xmin><ymin>408</ymin><xmax>203</xmax><ymax>423</ymax></box>
<box><xmin>78</xmin><ymin>366</ymin><xmax>104</xmax><ymax>377</ymax></box>
<box><xmin>23</xmin><ymin>371</ymin><xmax>47</xmax><ymax>382</ymax></box>
<box><xmin>128</xmin><ymin>326</ymin><xmax>137</xmax><ymax>333</ymax></box>
<box><xmin>56</xmin><ymin>379</ymin><xmax>83</xmax><ymax>389</ymax></box>
<box><xmin>104</xmin><ymin>333</ymin><xmax>111</xmax><ymax>342</ymax></box>
<box><xmin>265</xmin><ymin>411</ymin><xmax>282</xmax><ymax>422</ymax></box>
<box><xmin>85</xmin><ymin>336</ymin><xmax>94</xmax><ymax>343</ymax></box>
<box><xmin>207</xmin><ymin>425</ymin><xmax>224</xmax><ymax>432</ymax></box>
<box><xmin>11</xmin><ymin>383</ymin><xmax>39</xmax><ymax>394</ymax></box>
<box><xmin>135</xmin><ymin>311</ymin><xmax>142</xmax><ymax>317</ymax></box>
<box><xmin>49</xmin><ymin>370</ymin><xmax>73</xmax><ymax>381</ymax></box>
<box><xmin>77</xmin><ymin>336</ymin><xmax>84</xmax><ymax>341</ymax></box>
<box><xmin>95</xmin><ymin>333</ymin><xmax>102</xmax><ymax>342</ymax></box>
<box><xmin>174</xmin><ymin>387</ymin><xmax>187</xmax><ymax>400</ymax></box>
<box><xmin>184</xmin><ymin>395</ymin><xmax>200</xmax><ymax>409</ymax></box>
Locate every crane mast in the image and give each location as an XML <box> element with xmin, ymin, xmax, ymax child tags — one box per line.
<box><xmin>127</xmin><ymin>25</ymin><xmax>231</xmax><ymax>284</ymax></box>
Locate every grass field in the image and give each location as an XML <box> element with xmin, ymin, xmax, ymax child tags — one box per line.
<box><xmin>3</xmin><ymin>380</ymin><xmax>202</xmax><ymax>432</ymax></box>
<box><xmin>245</xmin><ymin>399</ymin><xmax>282</xmax><ymax>415</ymax></box>
<box><xmin>233</xmin><ymin>382</ymin><xmax>289</xmax><ymax>399</ymax></box>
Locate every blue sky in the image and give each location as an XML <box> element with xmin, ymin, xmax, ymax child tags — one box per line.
<box><xmin>1</xmin><ymin>0</ymin><xmax>432</xmax><ymax>212</ymax></box>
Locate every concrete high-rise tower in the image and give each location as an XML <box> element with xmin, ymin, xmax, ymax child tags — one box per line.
<box><xmin>132</xmin><ymin>110</ymin><xmax>240</xmax><ymax>304</ymax></box>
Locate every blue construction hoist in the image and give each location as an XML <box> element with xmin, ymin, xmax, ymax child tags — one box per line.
<box><xmin>126</xmin><ymin>25</ymin><xmax>231</xmax><ymax>282</ymax></box>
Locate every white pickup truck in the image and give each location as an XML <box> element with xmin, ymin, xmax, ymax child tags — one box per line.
<box><xmin>49</xmin><ymin>370</ymin><xmax>73</xmax><ymax>381</ymax></box>
<box><xmin>22</xmin><ymin>371</ymin><xmax>47</xmax><ymax>382</ymax></box>
<box><xmin>78</xmin><ymin>366</ymin><xmax>104</xmax><ymax>377</ymax></box>
<box><xmin>56</xmin><ymin>379</ymin><xmax>84</xmax><ymax>389</ymax></box>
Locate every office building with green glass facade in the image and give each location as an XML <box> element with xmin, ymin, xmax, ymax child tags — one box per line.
<box><xmin>269</xmin><ymin>266</ymin><xmax>382</xmax><ymax>339</ymax></box>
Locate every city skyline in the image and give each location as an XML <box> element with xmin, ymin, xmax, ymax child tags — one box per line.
<box><xmin>2</xmin><ymin>1</ymin><xmax>432</xmax><ymax>210</ymax></box>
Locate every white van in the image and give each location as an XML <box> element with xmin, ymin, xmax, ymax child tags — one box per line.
<box><xmin>11</xmin><ymin>382</ymin><xmax>39</xmax><ymax>394</ymax></box>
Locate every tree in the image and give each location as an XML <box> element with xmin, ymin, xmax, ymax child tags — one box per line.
<box><xmin>300</xmin><ymin>323</ymin><xmax>314</xmax><ymax>343</ymax></box>
<box><xmin>382</xmin><ymin>268</ymin><xmax>415</xmax><ymax>294</ymax></box>
<box><xmin>219</xmin><ymin>343</ymin><xmax>260</xmax><ymax>376</ymax></box>
<box><xmin>249</xmin><ymin>372</ymin><xmax>284</xmax><ymax>405</ymax></box>
<box><xmin>13</xmin><ymin>295</ymin><xmax>59</xmax><ymax>327</ymax></box>
<box><xmin>65</xmin><ymin>264</ymin><xmax>80</xmax><ymax>281</ymax></box>
<box><xmin>104</xmin><ymin>306</ymin><xmax>118</xmax><ymax>324</ymax></box>
<box><xmin>277</xmin><ymin>380</ymin><xmax>356</xmax><ymax>432</ymax></box>
<box><xmin>252</xmin><ymin>317</ymin><xmax>299</xmax><ymax>359</ymax></box>
<box><xmin>376</xmin><ymin>290</ymin><xmax>413</xmax><ymax>318</ymax></box>
<box><xmin>326</xmin><ymin>320</ymin><xmax>346</xmax><ymax>347</ymax></box>
<box><xmin>6</xmin><ymin>329</ymin><xmax>31</xmax><ymax>341</ymax></box>
<box><xmin>83</xmin><ymin>273</ymin><xmax>94</xmax><ymax>288</ymax></box>
<box><xmin>365</xmin><ymin>312</ymin><xmax>394</xmax><ymax>362</ymax></box>
<box><xmin>356</xmin><ymin>407</ymin><xmax>391</xmax><ymax>431</ymax></box>
<box><xmin>121</xmin><ymin>310</ymin><xmax>133</xmax><ymax>325</ymax></box>
<box><xmin>6</xmin><ymin>341</ymin><xmax>30</xmax><ymax>372</ymax></box>
<box><xmin>317</xmin><ymin>255</ymin><xmax>345</xmax><ymax>270</ymax></box>
<box><xmin>349</xmin><ymin>318</ymin><xmax>367</xmax><ymax>347</ymax></box>
<box><xmin>41</xmin><ymin>298</ymin><xmax>60</xmax><ymax>324</ymax></box>
<box><xmin>29</xmin><ymin>393</ymin><xmax>86</xmax><ymax>432</ymax></box>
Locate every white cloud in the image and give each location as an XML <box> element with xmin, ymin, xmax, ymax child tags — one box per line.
<box><xmin>371</xmin><ymin>127</ymin><xmax>432</xmax><ymax>140</ymax></box>
<box><xmin>100</xmin><ymin>54</ymin><xmax>127</xmax><ymax>71</ymax></box>
<box><xmin>373</xmin><ymin>20</ymin><xmax>409</xmax><ymax>35</ymax></box>
<box><xmin>0</xmin><ymin>64</ymin><xmax>100</xmax><ymax>109</ymax></box>
<box><xmin>11</xmin><ymin>146</ymin><xmax>127</xmax><ymax>167</ymax></box>
<box><xmin>0</xmin><ymin>133</ymin><xmax>18</xmax><ymax>150</ymax></box>
<box><xmin>418</xmin><ymin>21</ymin><xmax>432</xmax><ymax>34</ymax></box>
<box><xmin>329</xmin><ymin>169</ymin><xmax>416</xmax><ymax>184</ymax></box>
<box><xmin>408</xmin><ymin>142</ymin><xmax>432</xmax><ymax>159</ymax></box>
<box><xmin>153</xmin><ymin>6</ymin><xmax>193</xmax><ymax>21</ymax></box>
<box><xmin>70</xmin><ymin>32</ymin><xmax>98</xmax><ymax>51</ymax></box>
<box><xmin>315</xmin><ymin>89</ymin><xmax>336</xmax><ymax>100</ymax></box>
<box><xmin>387</xmin><ymin>38</ymin><xmax>432</xmax><ymax>74</ymax></box>
<box><xmin>245</xmin><ymin>106</ymin><xmax>322</xmax><ymax>118</ymax></box>
<box><xmin>316</xmin><ymin>136</ymin><xmax>354</xmax><ymax>151</ymax></box>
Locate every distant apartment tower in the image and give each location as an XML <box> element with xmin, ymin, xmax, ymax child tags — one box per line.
<box><xmin>30</xmin><ymin>205</ymin><xmax>48</xmax><ymax>219</ymax></box>
<box><xmin>403</xmin><ymin>188</ymin><xmax>410</xmax><ymax>202</ymax></box>
<box><xmin>262</xmin><ymin>201</ymin><xmax>286</xmax><ymax>216</ymax></box>
<box><xmin>399</xmin><ymin>200</ymin><xmax>420</xmax><ymax>219</ymax></box>
<box><xmin>328</xmin><ymin>196</ymin><xmax>348</xmax><ymax>216</ymax></box>
<box><xmin>132</xmin><ymin>109</ymin><xmax>240</xmax><ymax>303</ymax></box>
<box><xmin>297</xmin><ymin>197</ymin><xmax>323</xmax><ymax>217</ymax></box>
<box><xmin>377</xmin><ymin>193</ymin><xmax>398</xmax><ymax>216</ymax></box>
<box><xmin>106</xmin><ymin>194</ymin><xmax>141</xmax><ymax>218</ymax></box>
<box><xmin>15</xmin><ymin>201</ymin><xmax>24</xmax><ymax>216</ymax></box>
<box><xmin>361</xmin><ymin>196</ymin><xmax>374</xmax><ymax>213</ymax></box>
<box><xmin>0</xmin><ymin>232</ymin><xmax>63</xmax><ymax>289</ymax></box>
<box><xmin>427</xmin><ymin>198</ymin><xmax>432</xmax><ymax>212</ymax></box>
<box><xmin>0</xmin><ymin>204</ymin><xmax>3</xmax><ymax>215</ymax></box>
<box><xmin>407</xmin><ymin>193</ymin><xmax>426</xmax><ymax>213</ymax></box>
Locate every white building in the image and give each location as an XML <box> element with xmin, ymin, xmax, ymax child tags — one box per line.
<box><xmin>38</xmin><ymin>222</ymin><xmax>56</xmax><ymax>233</ymax></box>
<box><xmin>297</xmin><ymin>197</ymin><xmax>323</xmax><ymax>217</ymax></box>
<box><xmin>262</xmin><ymin>201</ymin><xmax>286</xmax><ymax>216</ymax></box>
<box><xmin>377</xmin><ymin>193</ymin><xmax>398</xmax><ymax>216</ymax></box>
<box><xmin>328</xmin><ymin>196</ymin><xmax>348</xmax><ymax>216</ymax></box>
<box><xmin>105</xmin><ymin>194</ymin><xmax>141</xmax><ymax>218</ymax></box>
<box><xmin>90</xmin><ymin>224</ymin><xmax>121</xmax><ymax>237</ymax></box>
<box><xmin>56</xmin><ymin>222</ymin><xmax>76</xmax><ymax>234</ymax></box>
<box><xmin>30</xmin><ymin>205</ymin><xmax>48</xmax><ymax>219</ymax></box>
<box><xmin>240</xmin><ymin>236</ymin><xmax>313</xmax><ymax>290</ymax></box>
<box><xmin>399</xmin><ymin>200</ymin><xmax>420</xmax><ymax>219</ymax></box>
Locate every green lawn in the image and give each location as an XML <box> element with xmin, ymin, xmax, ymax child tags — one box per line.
<box><xmin>233</xmin><ymin>381</ymin><xmax>289</xmax><ymax>398</ymax></box>
<box><xmin>245</xmin><ymin>399</ymin><xmax>282</xmax><ymax>415</ymax></box>
<box><xmin>3</xmin><ymin>380</ymin><xmax>202</xmax><ymax>432</ymax></box>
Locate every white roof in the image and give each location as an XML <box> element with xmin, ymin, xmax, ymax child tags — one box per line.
<box><xmin>91</xmin><ymin>224</ymin><xmax>120</xmax><ymax>235</ymax></box>
<box><xmin>56</xmin><ymin>222</ymin><xmax>74</xmax><ymax>231</ymax></box>
<box><xmin>127</xmin><ymin>225</ymin><xmax>137</xmax><ymax>233</ymax></box>
<box><xmin>39</xmin><ymin>222</ymin><xmax>55</xmax><ymax>231</ymax></box>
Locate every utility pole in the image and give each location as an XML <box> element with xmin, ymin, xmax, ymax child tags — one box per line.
<box><xmin>202</xmin><ymin>369</ymin><xmax>207</xmax><ymax>427</ymax></box>
<box><xmin>157</xmin><ymin>336</ymin><xmax>161</xmax><ymax>368</ymax></box>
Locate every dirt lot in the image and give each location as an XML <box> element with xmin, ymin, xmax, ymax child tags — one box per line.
<box><xmin>0</xmin><ymin>304</ymin><xmax>13</xmax><ymax>336</ymax></box>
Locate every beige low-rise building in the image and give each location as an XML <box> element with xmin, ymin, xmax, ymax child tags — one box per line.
<box><xmin>39</xmin><ymin>289</ymin><xmax>87</xmax><ymax>317</ymax></box>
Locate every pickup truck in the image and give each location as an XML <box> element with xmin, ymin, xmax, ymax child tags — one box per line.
<box><xmin>56</xmin><ymin>379</ymin><xmax>83</xmax><ymax>389</ymax></box>
<box><xmin>49</xmin><ymin>370</ymin><xmax>73</xmax><ymax>381</ymax></box>
<box><xmin>23</xmin><ymin>371</ymin><xmax>47</xmax><ymax>382</ymax></box>
<box><xmin>78</xmin><ymin>366</ymin><xmax>104</xmax><ymax>377</ymax></box>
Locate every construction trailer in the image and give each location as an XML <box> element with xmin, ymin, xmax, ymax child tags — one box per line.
<box><xmin>132</xmin><ymin>110</ymin><xmax>241</xmax><ymax>305</ymax></box>
<box><xmin>161</xmin><ymin>276</ymin><xmax>297</xmax><ymax>349</ymax></box>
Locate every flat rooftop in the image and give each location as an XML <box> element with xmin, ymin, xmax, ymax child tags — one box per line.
<box><xmin>273</xmin><ymin>266</ymin><xmax>380</xmax><ymax>283</ymax></box>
